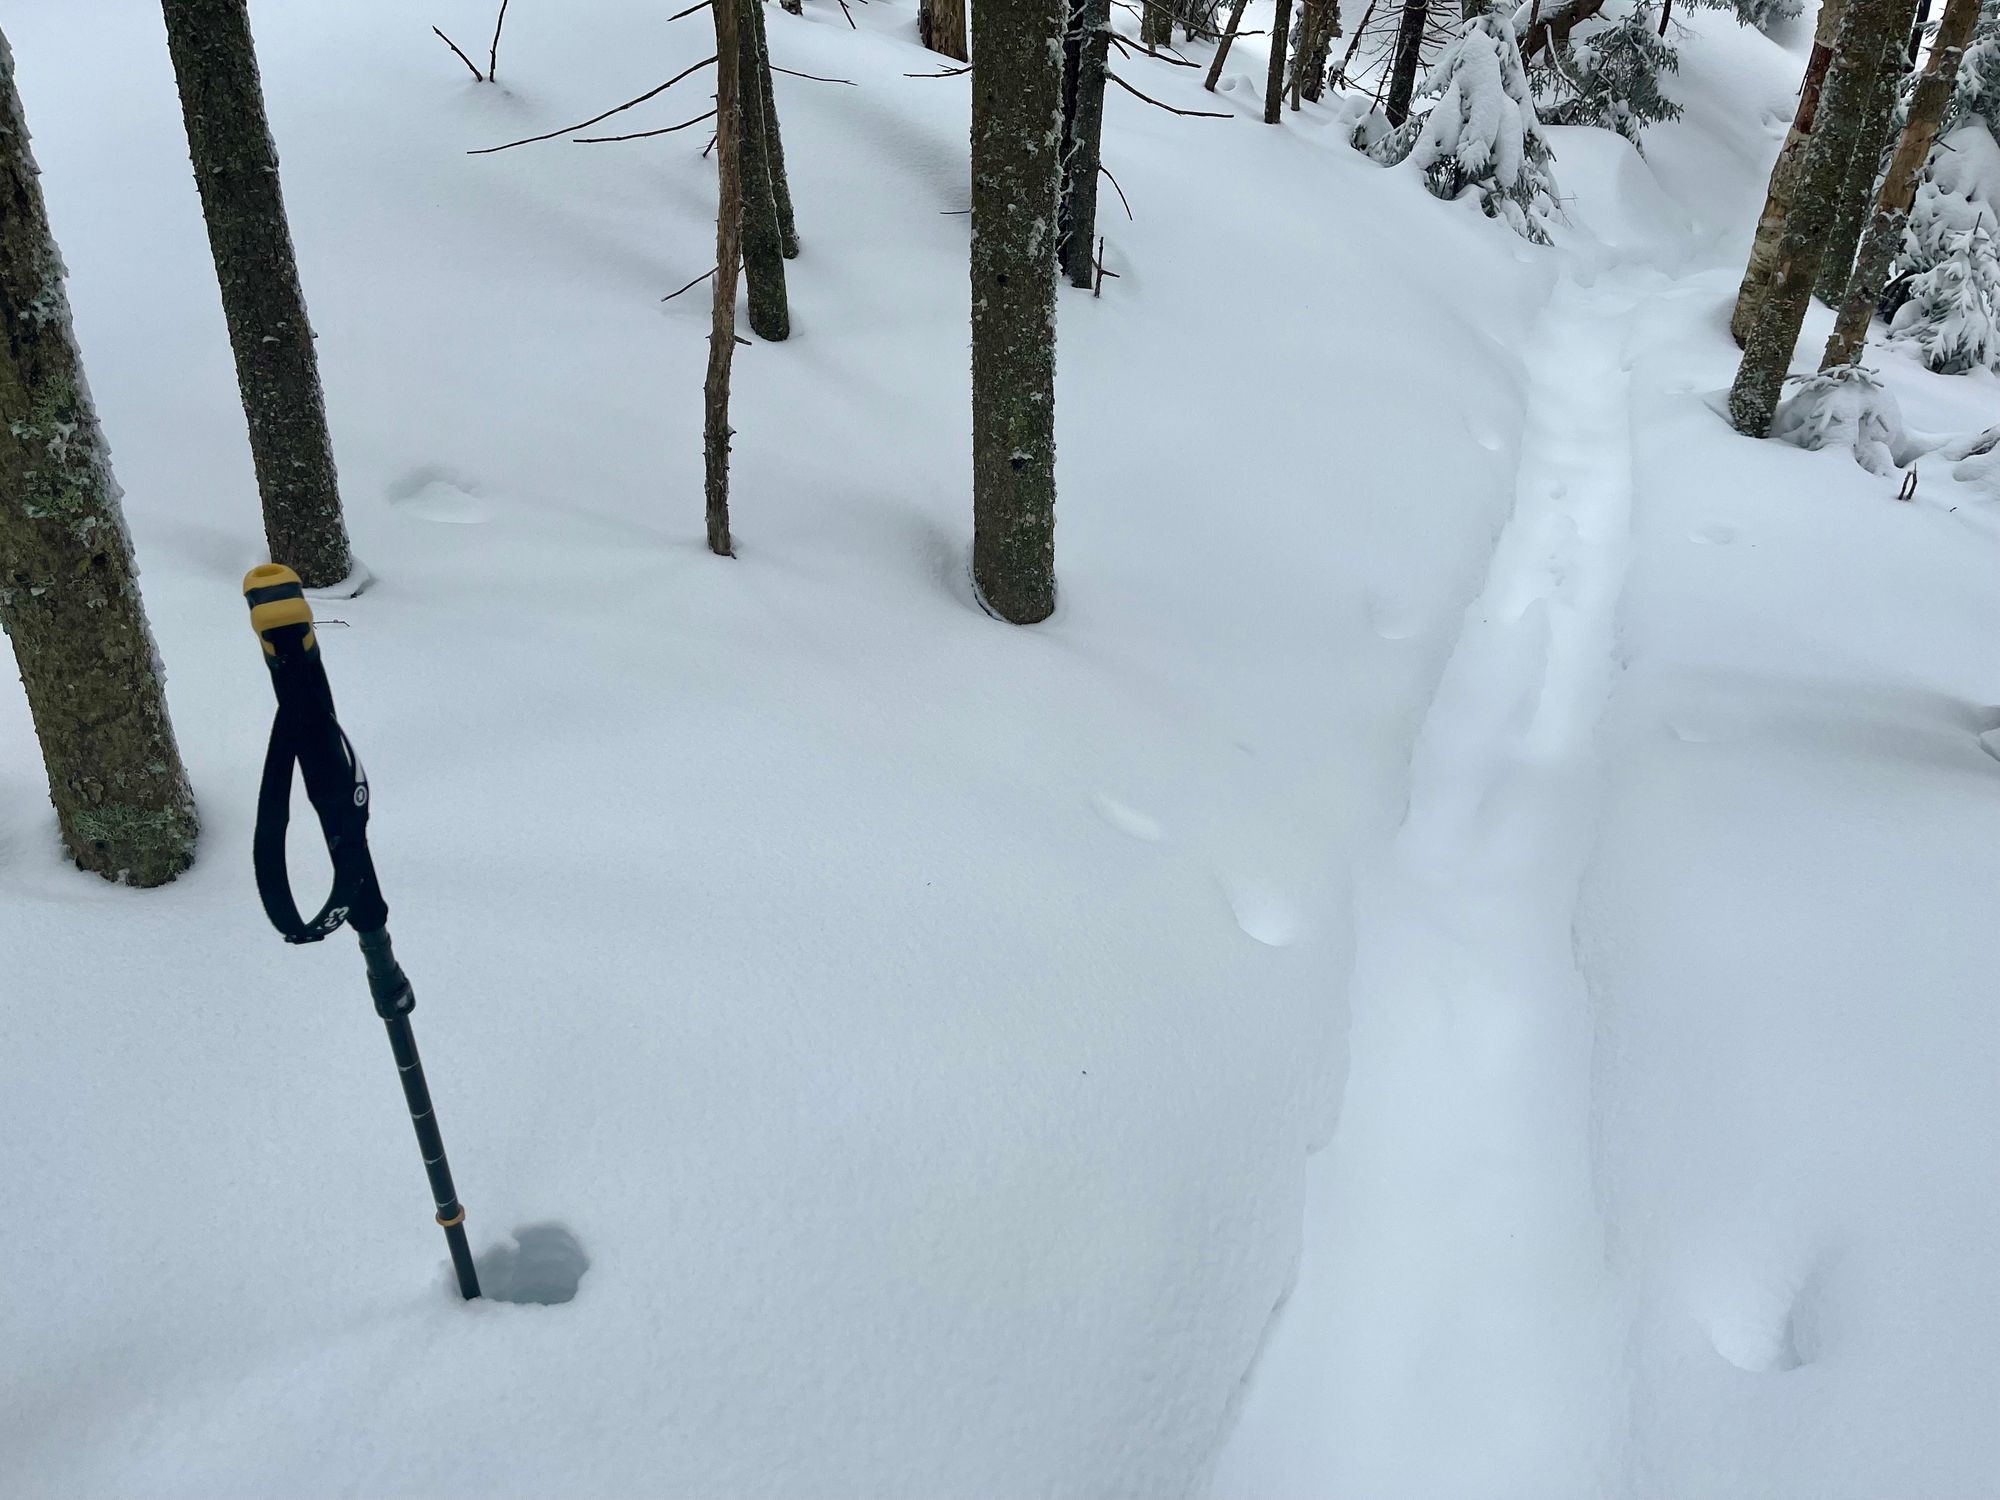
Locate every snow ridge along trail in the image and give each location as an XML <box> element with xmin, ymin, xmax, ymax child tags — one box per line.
<box><xmin>1215</xmin><ymin>265</ymin><xmax>1650</xmax><ymax>1498</ymax></box>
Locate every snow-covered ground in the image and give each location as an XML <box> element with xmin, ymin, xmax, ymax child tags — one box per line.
<box><xmin>2</xmin><ymin>1</ymin><xmax>1996</xmax><ymax>1496</ymax></box>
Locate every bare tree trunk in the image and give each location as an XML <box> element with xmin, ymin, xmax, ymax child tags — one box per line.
<box><xmin>159</xmin><ymin>0</ymin><xmax>352</xmax><ymax>589</ymax></box>
<box><xmin>1266</xmin><ymin>0</ymin><xmax>1296</xmax><ymax>122</ymax></box>
<box><xmin>921</xmin><ymin>0</ymin><xmax>970</xmax><ymax>61</ymax></box>
<box><xmin>1730</xmin><ymin>0</ymin><xmax>1917</xmax><ymax>435</ymax></box>
<box><xmin>1143</xmin><ymin>0</ymin><xmax>1175</xmax><ymax>45</ymax></box>
<box><xmin>1384</xmin><ymin>0</ymin><xmax>1428</xmax><ymax>126</ymax></box>
<box><xmin>706</xmin><ymin>0</ymin><xmax>744</xmax><ymax>557</ymax></box>
<box><xmin>1060</xmin><ymin>0</ymin><xmax>1112</xmax><ymax>288</ymax></box>
<box><xmin>737</xmin><ymin>0</ymin><xmax>789</xmax><ymax>341</ymax></box>
<box><xmin>780</xmin><ymin>0</ymin><xmax>801</xmax><ymax>13</ymax></box>
<box><xmin>1825</xmin><ymin>0</ymin><xmax>1981</xmax><ymax>366</ymax></box>
<box><xmin>1205</xmin><ymin>0</ymin><xmax>1252</xmax><ymax>89</ymax></box>
<box><xmin>1296</xmin><ymin>0</ymin><xmax>1339</xmax><ymax>102</ymax></box>
<box><xmin>1907</xmin><ymin>0</ymin><xmax>1932</xmax><ymax>62</ymax></box>
<box><xmin>0</xmin><ymin>29</ymin><xmax>199</xmax><ymax>886</ymax></box>
<box><xmin>1813</xmin><ymin>29</ymin><xmax>1906</xmax><ymax>305</ymax></box>
<box><xmin>972</xmin><ymin>0</ymin><xmax>1063</xmax><ymax>624</ymax></box>
<box><xmin>750</xmin><ymin>0</ymin><xmax>798</xmax><ymax>259</ymax></box>
<box><xmin>1334</xmin><ymin>0</ymin><xmax>1380</xmax><ymax>87</ymax></box>
<box><xmin>1731</xmin><ymin>0</ymin><xmax>1853</xmax><ymax>345</ymax></box>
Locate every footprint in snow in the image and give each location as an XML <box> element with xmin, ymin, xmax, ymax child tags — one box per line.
<box><xmin>1221</xmin><ymin>876</ymin><xmax>1302</xmax><ymax>947</ymax></box>
<box><xmin>1690</xmin><ymin>524</ymin><xmax>1738</xmax><ymax>546</ymax></box>
<box><xmin>387</xmin><ymin>466</ymin><xmax>496</xmax><ymax>524</ymax></box>
<box><xmin>1090</xmin><ymin>792</ymin><xmax>1166</xmax><ymax>843</ymax></box>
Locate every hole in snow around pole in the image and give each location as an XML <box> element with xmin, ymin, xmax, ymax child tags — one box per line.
<box><xmin>475</xmin><ymin>1223</ymin><xmax>589</xmax><ymax>1306</ymax></box>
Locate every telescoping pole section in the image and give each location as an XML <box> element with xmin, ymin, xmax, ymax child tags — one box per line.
<box><xmin>243</xmin><ymin>564</ymin><xmax>480</xmax><ymax>1299</ymax></box>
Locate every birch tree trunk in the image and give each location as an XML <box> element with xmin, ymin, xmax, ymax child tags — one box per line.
<box><xmin>706</xmin><ymin>0</ymin><xmax>745</xmax><ymax>556</ymax></box>
<box><xmin>1730</xmin><ymin>0</ymin><xmax>1853</xmax><ymax>345</ymax></box>
<box><xmin>737</xmin><ymin>0</ymin><xmax>790</xmax><ymax>341</ymax></box>
<box><xmin>159</xmin><ymin>0</ymin><xmax>352</xmax><ymax>588</ymax></box>
<box><xmin>1729</xmin><ymin>0</ymin><xmax>1917</xmax><ymax>435</ymax></box>
<box><xmin>1825</xmin><ymin>0</ymin><xmax>1982</xmax><ymax>367</ymax></box>
<box><xmin>1813</xmin><ymin>30</ymin><xmax>1906</xmax><ymax>305</ymax></box>
<box><xmin>971</xmin><ymin>0</ymin><xmax>1063</xmax><ymax>624</ymax></box>
<box><xmin>0</xmin><ymin>29</ymin><xmax>199</xmax><ymax>885</ymax></box>
<box><xmin>1059</xmin><ymin>0</ymin><xmax>1112</xmax><ymax>288</ymax></box>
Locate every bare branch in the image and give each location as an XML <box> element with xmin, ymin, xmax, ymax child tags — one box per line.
<box><xmin>905</xmin><ymin>63</ymin><xmax>974</xmax><ymax>77</ymax></box>
<box><xmin>662</xmin><ymin>266</ymin><xmax>718</xmax><ymax>303</ymax></box>
<box><xmin>1099</xmin><ymin>163</ymin><xmax>1133</xmax><ymax>220</ymax></box>
<box><xmin>1104</xmin><ymin>71</ymin><xmax>1234</xmax><ymax>117</ymax></box>
<box><xmin>666</xmin><ymin>0</ymin><xmax>714</xmax><ymax>17</ymax></box>
<box><xmin>432</xmin><ymin>26</ymin><xmax>485</xmax><ymax>81</ymax></box>
<box><xmin>839</xmin><ymin>0</ymin><xmax>858</xmax><ymax>26</ymax></box>
<box><xmin>468</xmin><ymin>57</ymin><xmax>718</xmax><ymax>153</ymax></box>
<box><xmin>574</xmin><ymin>108</ymin><xmax>717</xmax><ymax>142</ymax></box>
<box><xmin>487</xmin><ymin>0</ymin><xmax>512</xmax><ymax>80</ymax></box>
<box><xmin>771</xmin><ymin>65</ymin><xmax>858</xmax><ymax>84</ymax></box>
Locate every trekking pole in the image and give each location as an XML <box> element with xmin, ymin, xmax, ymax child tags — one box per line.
<box><xmin>242</xmin><ymin>564</ymin><xmax>481</xmax><ymax>1300</ymax></box>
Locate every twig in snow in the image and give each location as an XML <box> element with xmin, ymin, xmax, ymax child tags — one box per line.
<box><xmin>662</xmin><ymin>266</ymin><xmax>719</xmax><ymax>302</ymax></box>
<box><xmin>487</xmin><ymin>0</ymin><xmax>512</xmax><ymax>80</ymax></box>
<box><xmin>432</xmin><ymin>25</ymin><xmax>485</xmax><ymax>81</ymax></box>
<box><xmin>666</xmin><ymin>0</ymin><xmax>715</xmax><ymax>18</ymax></box>
<box><xmin>1105</xmin><ymin>28</ymin><xmax>1201</xmax><ymax>66</ymax></box>
<box><xmin>839</xmin><ymin>0</ymin><xmax>858</xmax><ymax>26</ymax></box>
<box><xmin>468</xmin><ymin>57</ymin><xmax>717</xmax><ymax>153</ymax></box>
<box><xmin>1104</xmin><ymin>71</ymin><xmax>1233</xmax><ymax>117</ymax></box>
<box><xmin>906</xmin><ymin>63</ymin><xmax>974</xmax><ymax>77</ymax></box>
<box><xmin>575</xmin><ymin>108</ymin><xmax>717</xmax><ymax>142</ymax></box>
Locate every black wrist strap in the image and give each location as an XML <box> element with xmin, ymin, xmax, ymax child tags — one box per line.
<box><xmin>253</xmin><ymin>703</ymin><xmax>385</xmax><ymax>943</ymax></box>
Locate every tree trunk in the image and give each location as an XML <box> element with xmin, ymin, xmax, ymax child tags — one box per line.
<box><xmin>1730</xmin><ymin>0</ymin><xmax>1853</xmax><ymax>345</ymax></box>
<box><xmin>1729</xmin><ymin>0</ymin><xmax>1917</xmax><ymax>435</ymax></box>
<box><xmin>1515</xmin><ymin>0</ymin><xmax>1609</xmax><ymax>61</ymax></box>
<box><xmin>1825</xmin><ymin>0</ymin><xmax>1981</xmax><ymax>366</ymax></box>
<box><xmin>1060</xmin><ymin>0</ymin><xmax>1112</xmax><ymax>288</ymax></box>
<box><xmin>1143</xmin><ymin>0</ymin><xmax>1175</xmax><ymax>45</ymax></box>
<box><xmin>1385</xmin><ymin>0</ymin><xmax>1428</xmax><ymax>126</ymax></box>
<box><xmin>1205</xmin><ymin>0</ymin><xmax>1252</xmax><ymax>89</ymax></box>
<box><xmin>736</xmin><ymin>0</ymin><xmax>789</xmax><ymax>341</ymax></box>
<box><xmin>1907</xmin><ymin>0</ymin><xmax>1932</xmax><ymax>63</ymax></box>
<box><xmin>1266</xmin><ymin>0</ymin><xmax>1296</xmax><ymax>122</ymax></box>
<box><xmin>971</xmin><ymin>0</ymin><xmax>1063</xmax><ymax>625</ymax></box>
<box><xmin>750</xmin><ymin>0</ymin><xmax>798</xmax><ymax>259</ymax></box>
<box><xmin>0</xmin><ymin>29</ymin><xmax>199</xmax><ymax>886</ymax></box>
<box><xmin>159</xmin><ymin>0</ymin><xmax>352</xmax><ymax>589</ymax></box>
<box><xmin>1297</xmin><ymin>0</ymin><xmax>1339</xmax><ymax>102</ymax></box>
<box><xmin>780</xmin><ymin>0</ymin><xmax>801</xmax><ymax>13</ymax></box>
<box><xmin>921</xmin><ymin>0</ymin><xmax>970</xmax><ymax>62</ymax></box>
<box><xmin>1813</xmin><ymin>29</ymin><xmax>1906</xmax><ymax>305</ymax></box>
<box><xmin>706</xmin><ymin>0</ymin><xmax>744</xmax><ymax>557</ymax></box>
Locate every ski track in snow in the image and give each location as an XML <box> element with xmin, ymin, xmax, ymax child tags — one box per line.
<box><xmin>1218</xmin><ymin>263</ymin><xmax>1655</xmax><ymax>1498</ymax></box>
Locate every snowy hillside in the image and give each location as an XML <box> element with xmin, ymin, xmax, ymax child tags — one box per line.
<box><xmin>2</xmin><ymin>0</ymin><xmax>1996</xmax><ymax>1497</ymax></box>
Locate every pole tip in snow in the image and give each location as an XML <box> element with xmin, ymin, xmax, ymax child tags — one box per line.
<box><xmin>243</xmin><ymin>564</ymin><xmax>316</xmax><ymax>657</ymax></box>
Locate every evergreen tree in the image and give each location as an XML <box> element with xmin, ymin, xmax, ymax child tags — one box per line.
<box><xmin>1886</xmin><ymin>220</ymin><xmax>2000</xmax><ymax>368</ymax></box>
<box><xmin>971</xmin><ymin>0</ymin><xmax>1064</xmax><ymax>624</ymax></box>
<box><xmin>1534</xmin><ymin>1</ymin><xmax>1684</xmax><ymax>153</ymax></box>
<box><xmin>1689</xmin><ymin>0</ymin><xmax>1804</xmax><ymax>30</ymax></box>
<box><xmin>1384</xmin><ymin>11</ymin><xmax>1561</xmax><ymax>242</ymax></box>
<box><xmin>159</xmin><ymin>0</ymin><xmax>353</xmax><ymax>588</ymax></box>
<box><xmin>0</xmin><ymin>28</ymin><xmax>199</xmax><ymax>885</ymax></box>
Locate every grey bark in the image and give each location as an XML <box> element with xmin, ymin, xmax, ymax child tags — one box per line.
<box><xmin>1143</xmin><ymin>0</ymin><xmax>1175</xmax><ymax>45</ymax></box>
<box><xmin>159</xmin><ymin>0</ymin><xmax>352</xmax><ymax>588</ymax></box>
<box><xmin>707</xmin><ymin>0</ymin><xmax>744</xmax><ymax>556</ymax></box>
<box><xmin>0</xmin><ymin>30</ymin><xmax>198</xmax><ymax>886</ymax></box>
<box><xmin>1292</xmin><ymin>0</ymin><xmax>1338</xmax><ymax>104</ymax></box>
<box><xmin>1731</xmin><ymin>0</ymin><xmax>1852</xmax><ymax>344</ymax></box>
<box><xmin>1813</xmin><ymin>30</ymin><xmax>1906</xmax><ymax>305</ymax></box>
<box><xmin>1205</xmin><ymin>0</ymin><xmax>1252</xmax><ymax>89</ymax></box>
<box><xmin>750</xmin><ymin>0</ymin><xmax>798</xmax><ymax>259</ymax></box>
<box><xmin>1060</xmin><ymin>0</ymin><xmax>1112</xmax><ymax>288</ymax></box>
<box><xmin>1729</xmin><ymin>0</ymin><xmax>1918</xmax><ymax>435</ymax></box>
<box><xmin>971</xmin><ymin>0</ymin><xmax>1063</xmax><ymax>624</ymax></box>
<box><xmin>1825</xmin><ymin>0</ymin><xmax>1982</xmax><ymax>366</ymax></box>
<box><xmin>737</xmin><ymin>0</ymin><xmax>789</xmax><ymax>341</ymax></box>
<box><xmin>1266</xmin><ymin>0</ymin><xmax>1296</xmax><ymax>122</ymax></box>
<box><xmin>921</xmin><ymin>0</ymin><xmax>971</xmax><ymax>61</ymax></box>
<box><xmin>1385</xmin><ymin>0</ymin><xmax>1428</xmax><ymax>126</ymax></box>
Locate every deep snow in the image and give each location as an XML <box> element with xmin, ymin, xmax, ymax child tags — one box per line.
<box><xmin>3</xmin><ymin>1</ymin><xmax>1997</xmax><ymax>1497</ymax></box>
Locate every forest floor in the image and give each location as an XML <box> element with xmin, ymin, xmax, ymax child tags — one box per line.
<box><xmin>4</xmin><ymin>2</ymin><xmax>1997</xmax><ymax>1497</ymax></box>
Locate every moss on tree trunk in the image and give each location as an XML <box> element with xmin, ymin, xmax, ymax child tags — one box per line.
<box><xmin>1059</xmin><ymin>0</ymin><xmax>1112</xmax><ymax>289</ymax></box>
<box><xmin>0</xmin><ymin>29</ymin><xmax>198</xmax><ymax>886</ymax></box>
<box><xmin>737</xmin><ymin>0</ymin><xmax>790</xmax><ymax>342</ymax></box>
<box><xmin>971</xmin><ymin>0</ymin><xmax>1063</xmax><ymax>625</ymax></box>
<box><xmin>160</xmin><ymin>0</ymin><xmax>352</xmax><ymax>588</ymax></box>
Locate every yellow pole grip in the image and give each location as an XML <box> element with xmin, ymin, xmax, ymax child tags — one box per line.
<box><xmin>243</xmin><ymin>564</ymin><xmax>317</xmax><ymax>656</ymax></box>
